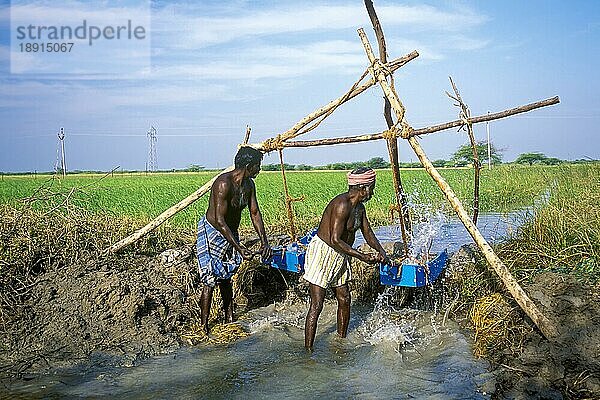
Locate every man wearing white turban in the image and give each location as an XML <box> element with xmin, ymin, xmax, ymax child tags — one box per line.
<box><xmin>303</xmin><ymin>167</ymin><xmax>389</xmax><ymax>350</ymax></box>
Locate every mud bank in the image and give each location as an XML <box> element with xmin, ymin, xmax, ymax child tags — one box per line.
<box><xmin>1</xmin><ymin>242</ymin><xmax>599</xmax><ymax>399</ymax></box>
<box><xmin>493</xmin><ymin>272</ymin><xmax>600</xmax><ymax>399</ymax></box>
<box><xmin>0</xmin><ymin>254</ymin><xmax>190</xmax><ymax>378</ymax></box>
<box><xmin>0</xmin><ymin>237</ymin><xmax>291</xmax><ymax>382</ymax></box>
<box><xmin>447</xmin><ymin>245</ymin><xmax>600</xmax><ymax>399</ymax></box>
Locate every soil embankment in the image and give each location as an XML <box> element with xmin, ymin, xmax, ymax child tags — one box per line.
<box><xmin>0</xmin><ymin>239</ymin><xmax>290</xmax><ymax>380</ymax></box>
<box><xmin>1</xmin><ymin>252</ymin><xmax>192</xmax><ymax>378</ymax></box>
<box><xmin>495</xmin><ymin>272</ymin><xmax>600</xmax><ymax>399</ymax></box>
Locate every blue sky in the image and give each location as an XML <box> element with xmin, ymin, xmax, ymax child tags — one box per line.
<box><xmin>0</xmin><ymin>0</ymin><xmax>598</xmax><ymax>172</ymax></box>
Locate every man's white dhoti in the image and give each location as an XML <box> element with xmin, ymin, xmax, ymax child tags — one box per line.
<box><xmin>302</xmin><ymin>235</ymin><xmax>351</xmax><ymax>288</ymax></box>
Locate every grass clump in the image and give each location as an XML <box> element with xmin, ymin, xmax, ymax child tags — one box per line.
<box><xmin>182</xmin><ymin>322</ymin><xmax>249</xmax><ymax>346</ymax></box>
<box><xmin>496</xmin><ymin>164</ymin><xmax>600</xmax><ymax>286</ymax></box>
<box><xmin>447</xmin><ymin>164</ymin><xmax>600</xmax><ymax>361</ymax></box>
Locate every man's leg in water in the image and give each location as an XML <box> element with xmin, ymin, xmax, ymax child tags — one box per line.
<box><xmin>219</xmin><ymin>279</ymin><xmax>234</xmax><ymax>323</ymax></box>
<box><xmin>334</xmin><ymin>284</ymin><xmax>351</xmax><ymax>337</ymax></box>
<box><xmin>200</xmin><ymin>285</ymin><xmax>214</xmax><ymax>334</ymax></box>
<box><xmin>305</xmin><ymin>283</ymin><xmax>326</xmax><ymax>350</ymax></box>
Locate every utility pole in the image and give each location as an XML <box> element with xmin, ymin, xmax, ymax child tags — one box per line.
<box><xmin>58</xmin><ymin>127</ymin><xmax>66</xmax><ymax>177</ymax></box>
<box><xmin>147</xmin><ymin>125</ymin><xmax>157</xmax><ymax>172</ymax></box>
<box><xmin>486</xmin><ymin>111</ymin><xmax>491</xmax><ymax>169</ymax></box>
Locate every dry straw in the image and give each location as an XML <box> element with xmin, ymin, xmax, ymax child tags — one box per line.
<box><xmin>469</xmin><ymin>293</ymin><xmax>531</xmax><ymax>359</ymax></box>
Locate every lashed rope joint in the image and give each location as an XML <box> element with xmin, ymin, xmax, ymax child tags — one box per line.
<box><xmin>400</xmin><ymin>121</ymin><xmax>413</xmax><ymax>139</ymax></box>
<box><xmin>382</xmin><ymin>120</ymin><xmax>413</xmax><ymax>140</ymax></box>
<box><xmin>261</xmin><ymin>134</ymin><xmax>285</xmax><ymax>153</ymax></box>
<box><xmin>382</xmin><ymin>127</ymin><xmax>398</xmax><ymax>140</ymax></box>
<box><xmin>368</xmin><ymin>58</ymin><xmax>385</xmax><ymax>79</ymax></box>
<box><xmin>458</xmin><ymin>108</ymin><xmax>471</xmax><ymax>132</ymax></box>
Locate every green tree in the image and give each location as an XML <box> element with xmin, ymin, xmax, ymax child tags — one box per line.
<box><xmin>366</xmin><ymin>157</ymin><xmax>390</xmax><ymax>169</ymax></box>
<box><xmin>542</xmin><ymin>157</ymin><xmax>562</xmax><ymax>165</ymax></box>
<box><xmin>261</xmin><ymin>164</ymin><xmax>279</xmax><ymax>171</ymax></box>
<box><xmin>185</xmin><ymin>164</ymin><xmax>205</xmax><ymax>172</ymax></box>
<box><xmin>295</xmin><ymin>164</ymin><xmax>313</xmax><ymax>170</ymax></box>
<box><xmin>451</xmin><ymin>141</ymin><xmax>502</xmax><ymax>166</ymax></box>
<box><xmin>515</xmin><ymin>152</ymin><xmax>548</xmax><ymax>166</ymax></box>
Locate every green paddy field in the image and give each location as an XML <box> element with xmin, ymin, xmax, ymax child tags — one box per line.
<box><xmin>2</xmin><ymin>164</ymin><xmax>586</xmax><ymax>233</ymax></box>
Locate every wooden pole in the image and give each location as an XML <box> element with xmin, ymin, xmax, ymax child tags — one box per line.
<box><xmin>276</xmin><ymin>96</ymin><xmax>560</xmax><ymax>149</ymax></box>
<box><xmin>244</xmin><ymin>125</ymin><xmax>252</xmax><ymax>144</ymax></box>
<box><xmin>108</xmin><ymin>126</ymin><xmax>257</xmax><ymax>253</ymax></box>
<box><xmin>278</xmin><ymin>149</ymin><xmax>302</xmax><ymax>241</ymax></box>
<box><xmin>412</xmin><ymin>96</ymin><xmax>559</xmax><ymax>138</ymax></box>
<box><xmin>364</xmin><ymin>0</ymin><xmax>412</xmax><ymax>250</ymax></box>
<box><xmin>258</xmin><ymin>51</ymin><xmax>419</xmax><ymax>146</ymax></box>
<box><xmin>358</xmin><ymin>28</ymin><xmax>408</xmax><ymax>124</ymax></box>
<box><xmin>107</xmin><ymin>166</ymin><xmax>234</xmax><ymax>253</ymax></box>
<box><xmin>358</xmin><ymin>27</ymin><xmax>558</xmax><ymax>340</ymax></box>
<box><xmin>448</xmin><ymin>76</ymin><xmax>481</xmax><ymax>224</ymax></box>
<box><xmin>407</xmin><ymin>135</ymin><xmax>557</xmax><ymax>339</ymax></box>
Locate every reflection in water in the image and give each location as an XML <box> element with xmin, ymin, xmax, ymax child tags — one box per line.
<box><xmin>7</xmin><ymin>212</ymin><xmax>525</xmax><ymax>399</ymax></box>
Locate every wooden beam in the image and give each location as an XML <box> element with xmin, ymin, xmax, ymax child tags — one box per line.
<box><xmin>412</xmin><ymin>96</ymin><xmax>560</xmax><ymax>138</ymax></box>
<box><xmin>408</xmin><ymin>135</ymin><xmax>558</xmax><ymax>339</ymax></box>
<box><xmin>364</xmin><ymin>0</ymin><xmax>411</xmax><ymax>248</ymax></box>
<box><xmin>108</xmin><ymin>127</ymin><xmax>257</xmax><ymax>253</ymax></box>
<box><xmin>448</xmin><ymin>76</ymin><xmax>481</xmax><ymax>225</ymax></box>
<box><xmin>261</xmin><ymin>51</ymin><xmax>419</xmax><ymax>145</ymax></box>
<box><xmin>358</xmin><ymin>28</ymin><xmax>408</xmax><ymax>123</ymax></box>
<box><xmin>277</xmin><ymin>96</ymin><xmax>560</xmax><ymax>149</ymax></box>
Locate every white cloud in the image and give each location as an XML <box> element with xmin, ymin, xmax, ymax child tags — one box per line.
<box><xmin>152</xmin><ymin>3</ymin><xmax>488</xmax><ymax>49</ymax></box>
<box><xmin>0</xmin><ymin>2</ymin><xmax>490</xmax><ymax>103</ymax></box>
<box><xmin>8</xmin><ymin>1</ymin><xmax>150</xmax><ymax>75</ymax></box>
<box><xmin>442</xmin><ymin>34</ymin><xmax>489</xmax><ymax>52</ymax></box>
<box><xmin>9</xmin><ymin>1</ymin><xmax>149</xmax><ymax>26</ymax></box>
<box><xmin>146</xmin><ymin>2</ymin><xmax>488</xmax><ymax>81</ymax></box>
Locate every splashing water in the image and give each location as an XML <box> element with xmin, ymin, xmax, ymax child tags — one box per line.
<box><xmin>357</xmin><ymin>283</ymin><xmax>448</xmax><ymax>362</ymax></box>
<box><xmin>408</xmin><ymin>209</ymin><xmax>448</xmax><ymax>260</ymax></box>
<box><xmin>358</xmin><ymin>286</ymin><xmax>417</xmax><ymax>350</ymax></box>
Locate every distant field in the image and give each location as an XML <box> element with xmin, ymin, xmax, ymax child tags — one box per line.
<box><xmin>0</xmin><ymin>165</ymin><xmax>592</xmax><ymax>232</ymax></box>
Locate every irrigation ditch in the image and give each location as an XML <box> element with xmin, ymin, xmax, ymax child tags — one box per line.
<box><xmin>0</xmin><ymin>217</ymin><xmax>597</xmax><ymax>398</ymax></box>
<box><xmin>0</xmin><ymin>166</ymin><xmax>599</xmax><ymax>398</ymax></box>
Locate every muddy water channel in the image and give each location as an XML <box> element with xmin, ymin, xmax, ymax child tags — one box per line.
<box><xmin>7</xmin><ymin>212</ymin><xmax>525</xmax><ymax>399</ymax></box>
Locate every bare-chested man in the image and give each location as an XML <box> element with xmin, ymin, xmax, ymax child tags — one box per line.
<box><xmin>196</xmin><ymin>146</ymin><xmax>272</xmax><ymax>334</ymax></box>
<box><xmin>303</xmin><ymin>167</ymin><xmax>389</xmax><ymax>350</ymax></box>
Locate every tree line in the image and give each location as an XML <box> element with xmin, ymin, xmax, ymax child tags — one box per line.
<box><xmin>257</xmin><ymin>141</ymin><xmax>590</xmax><ymax>171</ymax></box>
<box><xmin>7</xmin><ymin>141</ymin><xmax>591</xmax><ymax>175</ymax></box>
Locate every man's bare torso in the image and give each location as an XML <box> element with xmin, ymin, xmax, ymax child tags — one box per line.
<box><xmin>317</xmin><ymin>193</ymin><xmax>365</xmax><ymax>248</ymax></box>
<box><xmin>206</xmin><ymin>172</ymin><xmax>254</xmax><ymax>233</ymax></box>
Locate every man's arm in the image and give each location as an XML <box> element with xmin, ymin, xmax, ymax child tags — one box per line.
<box><xmin>360</xmin><ymin>206</ymin><xmax>388</xmax><ymax>264</ymax></box>
<box><xmin>248</xmin><ymin>180</ymin><xmax>272</xmax><ymax>260</ymax></box>
<box><xmin>330</xmin><ymin>201</ymin><xmax>377</xmax><ymax>263</ymax></box>
<box><xmin>212</xmin><ymin>178</ymin><xmax>252</xmax><ymax>259</ymax></box>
